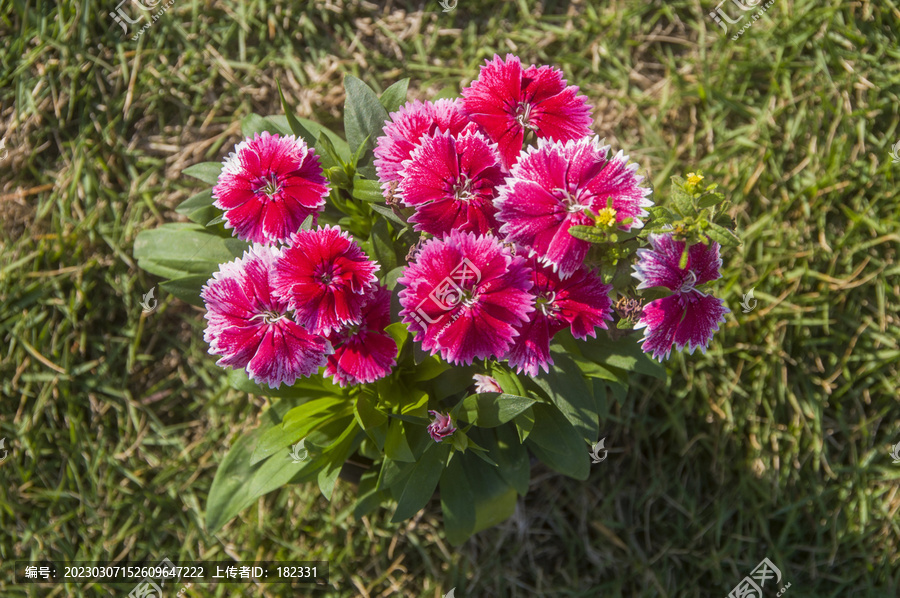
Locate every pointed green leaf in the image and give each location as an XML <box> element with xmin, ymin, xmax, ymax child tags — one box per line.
<box><xmin>379</xmin><ymin>78</ymin><xmax>410</xmax><ymax>114</ymax></box>
<box><xmin>384</xmin><ymin>418</ymin><xmax>415</xmax><ymax>462</ymax></box>
<box><xmin>390</xmin><ymin>441</ymin><xmax>450</xmax><ymax>522</ymax></box>
<box><xmin>705</xmin><ymin>222</ymin><xmax>742</xmax><ymax>247</ymax></box>
<box><xmin>182</xmin><ymin>162</ymin><xmax>222</xmax><ymax>185</ymax></box>
<box><xmin>175</xmin><ymin>190</ymin><xmax>218</xmax><ymax>225</ymax></box>
<box><xmin>251</xmin><ymin>397</ymin><xmax>353</xmax><ymax>464</ymax></box>
<box><xmin>276</xmin><ymin>80</ymin><xmax>317</xmax><ymax>145</ymax></box>
<box><xmin>159</xmin><ymin>275</ymin><xmax>208</xmax><ymax>307</ymax></box>
<box><xmin>525</xmin><ymin>403</ymin><xmax>590</xmax><ymax>480</ymax></box>
<box><xmin>568</xmin><ymin>225</ymin><xmax>609</xmax><ymax>244</ymax></box>
<box><xmin>439</xmin><ymin>454</ymin><xmax>477</xmax><ymax>546</ymax></box>
<box><xmin>343</xmin><ymin>74</ymin><xmax>389</xmax><ymax>157</ymax></box>
<box><xmin>456</xmin><ymin>393</ymin><xmax>537</xmax><ymax>428</ymax></box>
<box><xmin>352</xmin><ymin>177</ymin><xmax>386</xmax><ymax>202</ymax></box>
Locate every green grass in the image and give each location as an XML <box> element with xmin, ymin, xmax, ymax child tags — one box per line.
<box><xmin>1</xmin><ymin>0</ymin><xmax>899</xmax><ymax>596</ymax></box>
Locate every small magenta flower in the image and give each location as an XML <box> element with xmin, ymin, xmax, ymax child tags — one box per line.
<box><xmin>505</xmin><ymin>257</ymin><xmax>613</xmax><ymax>376</ymax></box>
<box><xmin>398</xmin><ymin>130</ymin><xmax>505</xmax><ymax>238</ymax></box>
<box><xmin>374</xmin><ymin>99</ymin><xmax>476</xmax><ymax>200</ymax></box>
<box><xmin>213</xmin><ymin>132</ymin><xmax>329</xmax><ymax>244</ymax></box>
<box><xmin>398</xmin><ymin>230</ymin><xmax>534</xmax><ymax>365</ymax></box>
<box><xmin>272</xmin><ymin>225</ymin><xmax>380</xmax><ymax>336</ymax></box>
<box><xmin>427</xmin><ymin>410</ymin><xmax>456</xmax><ymax>442</ymax></box>
<box><xmin>495</xmin><ymin>136</ymin><xmax>653</xmax><ymax>279</ymax></box>
<box><xmin>473</xmin><ymin>373</ymin><xmax>503</xmax><ymax>394</ymax></box>
<box><xmin>632</xmin><ymin>233</ymin><xmax>730</xmax><ymax>360</ymax></box>
<box><xmin>201</xmin><ymin>244</ymin><xmax>332</xmax><ymax>389</ymax></box>
<box><xmin>324</xmin><ymin>284</ymin><xmax>397</xmax><ymax>387</ymax></box>
<box><xmin>461</xmin><ymin>54</ymin><xmax>593</xmax><ymax>168</ymax></box>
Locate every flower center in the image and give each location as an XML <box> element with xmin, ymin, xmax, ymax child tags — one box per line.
<box><xmin>453</xmin><ymin>176</ymin><xmax>476</xmax><ymax>203</ymax></box>
<box><xmin>536</xmin><ymin>291</ymin><xmax>558</xmax><ymax>316</ymax></box>
<box><xmin>256</xmin><ymin>173</ymin><xmax>282</xmax><ymax>199</ymax></box>
<box><xmin>679</xmin><ymin>270</ymin><xmax>698</xmax><ymax>294</ymax></box>
<box><xmin>251</xmin><ymin>310</ymin><xmax>288</xmax><ymax>325</ymax></box>
<box><xmin>555</xmin><ymin>187</ymin><xmax>586</xmax><ymax>213</ymax></box>
<box><xmin>514</xmin><ymin>102</ymin><xmax>537</xmax><ymax>130</ymax></box>
<box><xmin>315</xmin><ymin>263</ymin><xmax>338</xmax><ymax>286</ymax></box>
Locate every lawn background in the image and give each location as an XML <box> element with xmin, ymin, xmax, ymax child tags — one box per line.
<box><xmin>1</xmin><ymin>0</ymin><xmax>898</xmax><ymax>596</ymax></box>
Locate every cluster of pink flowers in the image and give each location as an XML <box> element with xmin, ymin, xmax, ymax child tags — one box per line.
<box><xmin>201</xmin><ymin>54</ymin><xmax>731</xmax><ymax>395</ymax></box>
<box><xmin>203</xmin><ymin>133</ymin><xmax>396</xmax><ymax>388</ymax></box>
<box><xmin>384</xmin><ymin>54</ymin><xmax>652</xmax><ymax>374</ymax></box>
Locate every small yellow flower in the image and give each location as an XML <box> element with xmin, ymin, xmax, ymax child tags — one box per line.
<box><xmin>686</xmin><ymin>172</ymin><xmax>704</xmax><ymax>188</ymax></box>
<box><xmin>593</xmin><ymin>207</ymin><xmax>617</xmax><ymax>228</ymax></box>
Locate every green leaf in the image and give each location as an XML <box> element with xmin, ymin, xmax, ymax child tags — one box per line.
<box><xmin>351</xmin><ymin>177</ymin><xmax>385</xmax><ymax>203</ymax></box>
<box><xmin>390</xmin><ymin>441</ymin><xmax>450</xmax><ymax>522</ymax></box>
<box><xmin>568</xmin><ymin>225</ymin><xmax>609</xmax><ymax>244</ymax></box>
<box><xmin>705</xmin><ymin>222</ymin><xmax>742</xmax><ymax>247</ymax></box>
<box><xmin>456</xmin><ymin>393</ymin><xmax>537</xmax><ymax>428</ymax></box>
<box><xmin>525</xmin><ymin>403</ymin><xmax>590</xmax><ymax>480</ymax></box>
<box><xmin>241</xmin><ymin>113</ymin><xmax>291</xmax><ymax>138</ymax></box>
<box><xmin>439</xmin><ymin>454</ymin><xmax>477</xmax><ymax>545</ymax></box>
<box><xmin>514</xmin><ymin>407</ymin><xmax>535</xmax><ymax>443</ymax></box>
<box><xmin>670</xmin><ymin>183</ymin><xmax>694</xmax><ymax>215</ymax></box>
<box><xmin>411</xmin><ymin>356</ymin><xmax>450</xmax><ymax>382</ymax></box>
<box><xmin>206</xmin><ymin>401</ymin><xmax>317</xmax><ymax>534</ymax></box>
<box><xmin>159</xmin><ymin>275</ymin><xmax>208</xmax><ymax>307</ymax></box>
<box><xmin>385</xmin><ymin>265</ymin><xmax>406</xmax><ymax>291</ymax></box>
<box><xmin>533</xmin><ymin>354</ymin><xmax>598</xmax><ymax>442</ymax></box>
<box><xmin>489</xmin><ymin>365</ymin><xmax>526</xmax><ymax>397</ymax></box>
<box><xmin>577</xmin><ymin>334</ymin><xmax>666</xmax><ymax>380</ymax></box>
<box><xmin>182</xmin><ymin>162</ymin><xmax>222</xmax><ymax>185</ymax></box>
<box><xmin>316</xmin><ymin>131</ymin><xmax>344</xmax><ymax>170</ymax></box>
<box><xmin>134</xmin><ymin>224</ymin><xmax>248</xmax><ymax>280</ymax></box>
<box><xmin>697</xmin><ymin>191</ymin><xmax>726</xmax><ymax>209</ymax></box>
<box><xmin>471</xmin><ymin>426</ymin><xmax>530</xmax><ymax>496</ymax></box>
<box><xmin>425</xmin><ymin>365</ymin><xmax>478</xmax><ymax>401</ymax></box>
<box><xmin>353</xmin><ymin>469</ymin><xmax>390</xmax><ymax>520</ymax></box>
<box><xmin>317</xmin><ymin>420</ymin><xmax>363</xmax><ymax>500</ymax></box>
<box><xmin>276</xmin><ymin>80</ymin><xmax>317</xmax><ymax>145</ymax></box>
<box><xmin>343</xmin><ymin>74</ymin><xmax>389</xmax><ymax>161</ymax></box>
<box><xmin>175</xmin><ymin>190</ymin><xmax>218</xmax><ymax>225</ymax></box>
<box><xmin>465</xmin><ymin>452</ymin><xmax>518</xmax><ymax>534</ymax></box>
<box><xmin>354</xmin><ymin>390</ymin><xmax>388</xmax><ymax>432</ymax></box>
<box><xmin>384</xmin><ymin>418</ymin><xmax>415</xmax><ymax>462</ymax></box>
<box><xmin>251</xmin><ymin>397</ymin><xmax>353</xmax><ymax>465</ymax></box>
<box><xmin>368</xmin><ymin>218</ymin><xmax>398</xmax><ymax>272</ymax></box>
<box><xmin>385</xmin><ymin>321</ymin><xmax>410</xmax><ymax>356</ymax></box>
<box><xmin>369</xmin><ymin>203</ymin><xmax>408</xmax><ymax>227</ymax></box>
<box><xmin>379</xmin><ymin>78</ymin><xmax>410</xmax><ymax>114</ymax></box>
